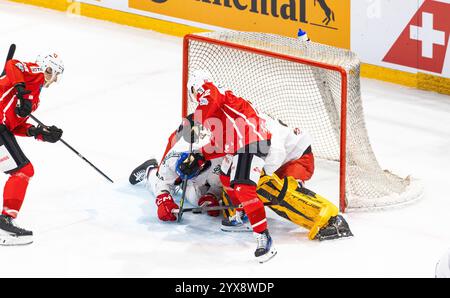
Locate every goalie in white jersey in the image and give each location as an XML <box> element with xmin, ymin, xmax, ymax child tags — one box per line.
<box><xmin>262</xmin><ymin>114</ymin><xmax>314</xmax><ymax>182</ymax></box>
<box><xmin>129</xmin><ymin>151</ymin><xmax>223</xmax><ymax>221</ymax></box>
<box><xmin>129</xmin><ymin>118</ymin><xmax>223</xmax><ymax>222</ymax></box>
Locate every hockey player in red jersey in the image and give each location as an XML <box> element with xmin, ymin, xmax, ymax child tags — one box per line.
<box><xmin>179</xmin><ymin>70</ymin><xmax>276</xmax><ymax>263</ymax></box>
<box><xmin>0</xmin><ymin>53</ymin><xmax>64</xmax><ymax>245</ymax></box>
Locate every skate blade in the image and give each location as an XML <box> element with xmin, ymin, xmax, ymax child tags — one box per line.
<box><xmin>0</xmin><ymin>234</ymin><xmax>33</xmax><ymax>246</ymax></box>
<box><xmin>256</xmin><ymin>247</ymin><xmax>277</xmax><ymax>264</ymax></box>
<box><xmin>221</xmin><ymin>225</ymin><xmax>252</xmax><ymax>233</ymax></box>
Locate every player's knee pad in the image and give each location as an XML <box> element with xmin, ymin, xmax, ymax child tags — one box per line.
<box><xmin>0</xmin><ymin>125</ymin><xmax>30</xmax><ymax>174</ymax></box>
<box><xmin>11</xmin><ymin>162</ymin><xmax>34</xmax><ymax>181</ymax></box>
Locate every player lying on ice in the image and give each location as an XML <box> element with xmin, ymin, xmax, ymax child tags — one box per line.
<box><xmin>131</xmin><ymin>113</ymin><xmax>352</xmax><ymax>243</ymax></box>
<box><xmin>129</xmin><ymin>125</ymin><xmax>224</xmax><ymax>221</ymax></box>
<box><xmin>0</xmin><ymin>53</ymin><xmax>64</xmax><ymax>245</ymax></box>
<box><xmin>131</xmin><ymin>71</ymin><xmax>352</xmax><ymax>263</ymax></box>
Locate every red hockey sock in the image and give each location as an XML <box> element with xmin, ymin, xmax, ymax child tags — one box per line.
<box><xmin>2</xmin><ymin>163</ymin><xmax>34</xmax><ymax>218</ymax></box>
<box><xmin>220</xmin><ymin>174</ymin><xmax>241</xmax><ymax>206</ymax></box>
<box><xmin>234</xmin><ymin>183</ymin><xmax>267</xmax><ymax>233</ymax></box>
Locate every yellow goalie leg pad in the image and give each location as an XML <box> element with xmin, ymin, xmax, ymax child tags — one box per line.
<box><xmin>221</xmin><ymin>190</ymin><xmax>235</xmax><ymax>219</ymax></box>
<box><xmin>257</xmin><ymin>173</ymin><xmax>339</xmax><ymax>240</ymax></box>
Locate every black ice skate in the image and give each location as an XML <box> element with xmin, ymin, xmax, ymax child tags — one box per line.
<box><xmin>254</xmin><ymin>229</ymin><xmax>277</xmax><ymax>263</ymax></box>
<box><xmin>129</xmin><ymin>158</ymin><xmax>158</xmax><ymax>185</ymax></box>
<box><xmin>315</xmin><ymin>215</ymin><xmax>353</xmax><ymax>241</ymax></box>
<box><xmin>0</xmin><ymin>215</ymin><xmax>33</xmax><ymax>246</ymax></box>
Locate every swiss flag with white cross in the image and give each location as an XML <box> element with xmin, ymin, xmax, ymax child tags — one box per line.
<box><xmin>383</xmin><ymin>0</ymin><xmax>450</xmax><ymax>74</ymax></box>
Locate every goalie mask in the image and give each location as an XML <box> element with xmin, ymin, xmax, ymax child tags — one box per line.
<box><xmin>187</xmin><ymin>70</ymin><xmax>212</xmax><ymax>104</ymax></box>
<box><xmin>36</xmin><ymin>53</ymin><xmax>64</xmax><ymax>88</ymax></box>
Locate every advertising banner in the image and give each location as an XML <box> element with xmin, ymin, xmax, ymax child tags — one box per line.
<box><xmin>352</xmin><ymin>0</ymin><xmax>450</xmax><ymax>79</ymax></box>
<box><xmin>77</xmin><ymin>0</ymin><xmax>350</xmax><ymax>49</ymax></box>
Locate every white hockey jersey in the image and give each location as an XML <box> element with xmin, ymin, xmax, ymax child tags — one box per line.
<box><xmin>147</xmin><ymin>149</ymin><xmax>223</xmax><ymax>206</ymax></box>
<box><xmin>262</xmin><ymin>114</ymin><xmax>312</xmax><ymax>175</ymax></box>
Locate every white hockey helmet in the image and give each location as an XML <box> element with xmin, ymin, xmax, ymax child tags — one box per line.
<box><xmin>36</xmin><ymin>53</ymin><xmax>64</xmax><ymax>87</ymax></box>
<box><xmin>187</xmin><ymin>69</ymin><xmax>212</xmax><ymax>103</ymax></box>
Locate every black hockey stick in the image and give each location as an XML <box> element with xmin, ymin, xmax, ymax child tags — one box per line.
<box><xmin>1</xmin><ymin>44</ymin><xmax>16</xmax><ymax>77</ymax></box>
<box><xmin>29</xmin><ymin>114</ymin><xmax>114</xmax><ymax>183</ymax></box>
<box><xmin>176</xmin><ymin>141</ymin><xmax>193</xmax><ymax>222</ymax></box>
<box><xmin>173</xmin><ymin>201</ymin><xmax>275</xmax><ymax>215</ymax></box>
<box><xmin>177</xmin><ymin>176</ymin><xmax>289</xmax><ymax>215</ymax></box>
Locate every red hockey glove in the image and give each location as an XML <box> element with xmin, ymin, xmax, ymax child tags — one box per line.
<box><xmin>155</xmin><ymin>192</ymin><xmax>179</xmax><ymax>221</ymax></box>
<box><xmin>198</xmin><ymin>194</ymin><xmax>220</xmax><ymax>217</ymax></box>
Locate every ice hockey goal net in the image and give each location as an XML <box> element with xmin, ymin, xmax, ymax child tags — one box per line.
<box><xmin>182</xmin><ymin>31</ymin><xmax>423</xmax><ymax>212</ymax></box>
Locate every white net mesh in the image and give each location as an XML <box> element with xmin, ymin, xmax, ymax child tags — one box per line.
<box><xmin>184</xmin><ymin>31</ymin><xmax>423</xmax><ymax>211</ymax></box>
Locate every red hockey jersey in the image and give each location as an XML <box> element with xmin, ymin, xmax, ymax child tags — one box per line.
<box><xmin>193</xmin><ymin>82</ymin><xmax>271</xmax><ymax>160</ymax></box>
<box><xmin>0</xmin><ymin>59</ymin><xmax>44</xmax><ymax>136</ymax></box>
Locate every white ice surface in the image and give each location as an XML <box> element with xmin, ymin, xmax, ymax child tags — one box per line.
<box><xmin>0</xmin><ymin>1</ymin><xmax>449</xmax><ymax>277</ymax></box>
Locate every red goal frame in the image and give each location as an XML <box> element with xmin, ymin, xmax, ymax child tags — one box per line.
<box><xmin>182</xmin><ymin>34</ymin><xmax>349</xmax><ymax>212</ymax></box>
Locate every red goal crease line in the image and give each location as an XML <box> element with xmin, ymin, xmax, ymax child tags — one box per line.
<box><xmin>182</xmin><ymin>33</ymin><xmax>348</xmax><ymax>212</ymax></box>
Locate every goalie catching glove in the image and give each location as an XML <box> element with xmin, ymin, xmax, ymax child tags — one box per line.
<box><xmin>27</xmin><ymin>124</ymin><xmax>63</xmax><ymax>143</ymax></box>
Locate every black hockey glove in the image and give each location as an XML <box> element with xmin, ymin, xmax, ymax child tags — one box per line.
<box><xmin>28</xmin><ymin>125</ymin><xmax>63</xmax><ymax>143</ymax></box>
<box><xmin>177</xmin><ymin>113</ymin><xmax>200</xmax><ymax>144</ymax></box>
<box><xmin>182</xmin><ymin>126</ymin><xmax>200</xmax><ymax>144</ymax></box>
<box><xmin>14</xmin><ymin>83</ymin><xmax>32</xmax><ymax>118</ymax></box>
<box><xmin>178</xmin><ymin>153</ymin><xmax>207</xmax><ymax>178</ymax></box>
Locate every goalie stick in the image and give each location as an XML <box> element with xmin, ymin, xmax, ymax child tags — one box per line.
<box><xmin>1</xmin><ymin>44</ymin><xmax>16</xmax><ymax>77</ymax></box>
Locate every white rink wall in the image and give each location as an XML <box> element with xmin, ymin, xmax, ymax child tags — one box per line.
<box><xmin>352</xmin><ymin>0</ymin><xmax>450</xmax><ymax>78</ymax></box>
